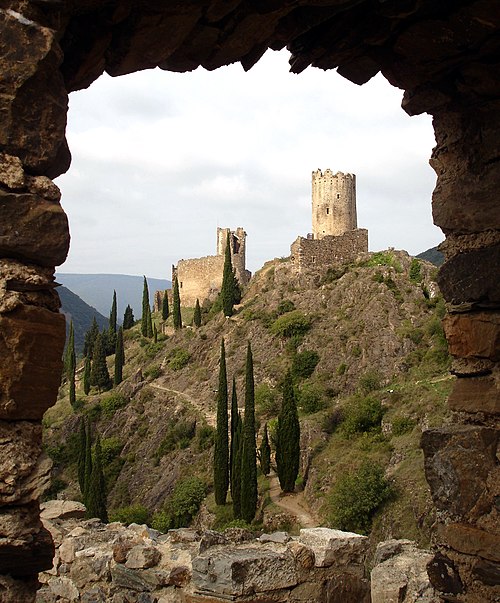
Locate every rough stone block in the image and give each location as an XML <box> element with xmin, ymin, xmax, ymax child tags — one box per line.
<box><xmin>0</xmin><ymin>189</ymin><xmax>69</xmax><ymax>266</ymax></box>
<box><xmin>438</xmin><ymin>523</ymin><xmax>500</xmax><ymax>563</ymax></box>
<box><xmin>448</xmin><ymin>376</ymin><xmax>500</xmax><ymax>415</ymax></box>
<box><xmin>0</xmin><ymin>304</ymin><xmax>65</xmax><ymax>420</ymax></box>
<box><xmin>421</xmin><ymin>426</ymin><xmax>498</xmax><ymax>519</ymax></box>
<box><xmin>40</xmin><ymin>500</ymin><xmax>87</xmax><ymax>521</ymax></box>
<box><xmin>125</xmin><ymin>544</ymin><xmax>161</xmax><ymax>569</ymax></box>
<box><xmin>443</xmin><ymin>312</ymin><xmax>500</xmax><ymax>361</ymax></box>
<box><xmin>326</xmin><ymin>573</ymin><xmax>371</xmax><ymax>603</ymax></box>
<box><xmin>438</xmin><ymin>244</ymin><xmax>500</xmax><ymax>305</ymax></box>
<box><xmin>192</xmin><ymin>544</ymin><xmax>298</xmax><ymax>597</ymax></box>
<box><xmin>298</xmin><ymin>528</ymin><xmax>368</xmax><ymax>568</ymax></box>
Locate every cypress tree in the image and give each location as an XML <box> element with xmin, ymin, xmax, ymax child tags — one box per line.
<box><xmin>240</xmin><ymin>342</ymin><xmax>257</xmax><ymax>523</ymax></box>
<box><xmin>172</xmin><ymin>275</ymin><xmax>182</xmax><ymax>329</ymax></box>
<box><xmin>83</xmin><ymin>355</ymin><xmax>91</xmax><ymax>395</ymax></box>
<box><xmin>161</xmin><ymin>290</ymin><xmax>169</xmax><ymax>320</ymax></box>
<box><xmin>123</xmin><ymin>305</ymin><xmax>134</xmax><ymax>330</ymax></box>
<box><xmin>141</xmin><ymin>276</ymin><xmax>150</xmax><ymax>337</ymax></box>
<box><xmin>276</xmin><ymin>371</ymin><xmax>300</xmax><ymax>493</ymax></box>
<box><xmin>83</xmin><ymin>421</ymin><xmax>92</xmax><ymax>505</ymax></box>
<box><xmin>90</xmin><ymin>332</ymin><xmax>111</xmax><ymax>392</ymax></box>
<box><xmin>193</xmin><ymin>298</ymin><xmax>202</xmax><ymax>327</ymax></box>
<box><xmin>220</xmin><ymin>232</ymin><xmax>240</xmax><ymax>316</ymax></box>
<box><xmin>214</xmin><ymin>339</ymin><xmax>229</xmax><ymax>505</ymax></box>
<box><xmin>231</xmin><ymin>412</ymin><xmax>243</xmax><ymax>519</ymax></box>
<box><xmin>109</xmin><ymin>290</ymin><xmax>117</xmax><ymax>335</ymax></box>
<box><xmin>229</xmin><ymin>377</ymin><xmax>238</xmax><ymax>483</ymax></box>
<box><xmin>114</xmin><ymin>326</ymin><xmax>124</xmax><ymax>386</ymax></box>
<box><xmin>153</xmin><ymin>323</ymin><xmax>158</xmax><ymax>343</ymax></box>
<box><xmin>77</xmin><ymin>418</ymin><xmax>87</xmax><ymax>496</ymax></box>
<box><xmin>259</xmin><ymin>423</ymin><xmax>271</xmax><ymax>476</ymax></box>
<box><xmin>67</xmin><ymin>321</ymin><xmax>76</xmax><ymax>408</ymax></box>
<box><xmin>146</xmin><ymin>304</ymin><xmax>153</xmax><ymax>338</ymax></box>
<box><xmin>84</xmin><ymin>317</ymin><xmax>99</xmax><ymax>358</ymax></box>
<box><xmin>85</xmin><ymin>433</ymin><xmax>108</xmax><ymax>523</ymax></box>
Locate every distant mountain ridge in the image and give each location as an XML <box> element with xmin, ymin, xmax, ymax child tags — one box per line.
<box><xmin>56</xmin><ymin>273</ymin><xmax>171</xmax><ymax>320</ymax></box>
<box><xmin>58</xmin><ymin>286</ymin><xmax>108</xmax><ymax>354</ymax></box>
<box><xmin>416</xmin><ymin>245</ymin><xmax>444</xmax><ymax>266</ymax></box>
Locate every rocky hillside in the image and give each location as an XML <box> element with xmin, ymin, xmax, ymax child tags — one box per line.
<box><xmin>44</xmin><ymin>249</ymin><xmax>451</xmax><ymax>552</ymax></box>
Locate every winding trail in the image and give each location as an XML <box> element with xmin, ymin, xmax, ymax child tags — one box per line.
<box><xmin>147</xmin><ymin>383</ymin><xmax>216</xmax><ymax>427</ymax></box>
<box><xmin>268</xmin><ymin>470</ymin><xmax>318</xmax><ymax>529</ymax></box>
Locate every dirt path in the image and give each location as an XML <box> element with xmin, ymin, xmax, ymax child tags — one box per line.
<box><xmin>148</xmin><ymin>383</ymin><xmax>216</xmax><ymax>427</ymax></box>
<box><xmin>268</xmin><ymin>471</ymin><xmax>318</xmax><ymax>529</ymax></box>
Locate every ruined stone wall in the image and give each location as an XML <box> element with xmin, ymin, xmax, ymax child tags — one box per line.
<box><xmin>175</xmin><ymin>255</ymin><xmax>225</xmax><ymax>308</ymax></box>
<box><xmin>312</xmin><ymin>170</ymin><xmax>357</xmax><ymax>239</ymax></box>
<box><xmin>291</xmin><ymin>229</ymin><xmax>368</xmax><ymax>273</ymax></box>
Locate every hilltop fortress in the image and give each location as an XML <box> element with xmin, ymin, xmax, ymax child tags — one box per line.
<box><xmin>158</xmin><ymin>170</ymin><xmax>368</xmax><ymax>309</ymax></box>
<box><xmin>291</xmin><ymin>169</ymin><xmax>368</xmax><ymax>272</ymax></box>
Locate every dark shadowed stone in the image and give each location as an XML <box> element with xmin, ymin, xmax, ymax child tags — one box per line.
<box><xmin>110</xmin><ymin>565</ymin><xmax>161</xmax><ymax>592</ymax></box>
<box><xmin>421</xmin><ymin>426</ymin><xmax>498</xmax><ymax>518</ymax></box>
<box><xmin>442</xmin><ymin>312</ymin><xmax>500</xmax><ymax>361</ymax></box>
<box><xmin>427</xmin><ymin>552</ymin><xmax>463</xmax><ymax>594</ymax></box>
<box><xmin>438</xmin><ymin>244</ymin><xmax>500</xmax><ymax>306</ymax></box>
<box><xmin>472</xmin><ymin>559</ymin><xmax>500</xmax><ymax>586</ymax></box>
<box><xmin>438</xmin><ymin>524</ymin><xmax>500</xmax><ymax>564</ymax></box>
<box><xmin>199</xmin><ymin>529</ymin><xmax>228</xmax><ymax>553</ymax></box>
<box><xmin>0</xmin><ymin>190</ymin><xmax>69</xmax><ymax>267</ymax></box>
<box><xmin>448</xmin><ymin>376</ymin><xmax>499</xmax><ymax>415</ymax></box>
<box><xmin>325</xmin><ymin>573</ymin><xmax>371</xmax><ymax>603</ymax></box>
<box><xmin>0</xmin><ymin>304</ymin><xmax>66</xmax><ymax>420</ymax></box>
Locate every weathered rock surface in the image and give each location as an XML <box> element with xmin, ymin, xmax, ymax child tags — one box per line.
<box><xmin>371</xmin><ymin>540</ymin><xmax>437</xmax><ymax>603</ymax></box>
<box><xmin>298</xmin><ymin>527</ymin><xmax>368</xmax><ymax>568</ymax></box>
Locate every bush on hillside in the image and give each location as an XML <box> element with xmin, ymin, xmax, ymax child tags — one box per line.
<box><xmin>110</xmin><ymin>504</ymin><xmax>150</xmax><ymax>526</ymax></box>
<box><xmin>297</xmin><ymin>382</ymin><xmax>325</xmax><ymax>414</ymax></box>
<box><xmin>151</xmin><ymin>477</ymin><xmax>206</xmax><ymax>532</ymax></box>
<box><xmin>326</xmin><ymin>461</ymin><xmax>393</xmax><ymax>534</ymax></box>
<box><xmin>341</xmin><ymin>394</ymin><xmax>384</xmax><ymax>437</ymax></box>
<box><xmin>167</xmin><ymin>348</ymin><xmax>191</xmax><ymax>371</ymax></box>
<box><xmin>270</xmin><ymin>310</ymin><xmax>312</xmax><ymax>339</ymax></box>
<box><xmin>255</xmin><ymin>383</ymin><xmax>280</xmax><ymax>417</ymax></box>
<box><xmin>100</xmin><ymin>393</ymin><xmax>129</xmax><ymax>418</ymax></box>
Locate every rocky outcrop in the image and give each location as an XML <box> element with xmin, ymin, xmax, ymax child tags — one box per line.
<box><xmin>1</xmin><ymin>1</ymin><xmax>499</xmax><ymax>599</ymax></box>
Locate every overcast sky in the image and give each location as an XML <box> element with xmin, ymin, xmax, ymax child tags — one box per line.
<box><xmin>56</xmin><ymin>49</ymin><xmax>442</xmax><ymax>280</ymax></box>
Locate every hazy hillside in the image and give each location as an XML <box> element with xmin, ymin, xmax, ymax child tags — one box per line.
<box><xmin>416</xmin><ymin>245</ymin><xmax>444</xmax><ymax>266</ymax></box>
<box><xmin>45</xmin><ymin>250</ymin><xmax>451</xmax><ymax>553</ymax></box>
<box><xmin>56</xmin><ymin>273</ymin><xmax>171</xmax><ymax>320</ymax></box>
<box><xmin>58</xmin><ymin>286</ymin><xmax>108</xmax><ymax>354</ymax></box>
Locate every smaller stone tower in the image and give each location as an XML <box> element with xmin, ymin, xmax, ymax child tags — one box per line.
<box><xmin>216</xmin><ymin>227</ymin><xmax>248</xmax><ymax>284</ymax></box>
<box><xmin>312</xmin><ymin>169</ymin><xmax>357</xmax><ymax>239</ymax></box>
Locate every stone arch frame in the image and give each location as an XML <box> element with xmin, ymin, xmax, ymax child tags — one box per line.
<box><xmin>0</xmin><ymin>2</ymin><xmax>498</xmax><ymax>601</ymax></box>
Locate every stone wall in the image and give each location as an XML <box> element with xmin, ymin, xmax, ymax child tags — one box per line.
<box><xmin>290</xmin><ymin>229</ymin><xmax>368</xmax><ymax>274</ymax></box>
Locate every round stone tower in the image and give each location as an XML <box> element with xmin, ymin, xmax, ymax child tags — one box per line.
<box><xmin>311</xmin><ymin>170</ymin><xmax>357</xmax><ymax>239</ymax></box>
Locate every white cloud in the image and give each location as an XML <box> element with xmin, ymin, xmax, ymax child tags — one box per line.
<box><xmin>56</xmin><ymin>49</ymin><xmax>442</xmax><ymax>278</ymax></box>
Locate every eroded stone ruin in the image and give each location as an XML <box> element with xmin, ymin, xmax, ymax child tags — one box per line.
<box><xmin>0</xmin><ymin>1</ymin><xmax>498</xmax><ymax>601</ymax></box>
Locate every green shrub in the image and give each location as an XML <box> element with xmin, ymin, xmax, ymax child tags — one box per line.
<box><xmin>327</xmin><ymin>461</ymin><xmax>393</xmax><ymax>534</ymax></box>
<box><xmin>145</xmin><ymin>341</ymin><xmax>163</xmax><ymax>359</ymax></box>
<box><xmin>358</xmin><ymin>369</ymin><xmax>382</xmax><ymax>393</ymax></box>
<box><xmin>372</xmin><ymin>271</ymin><xmax>384</xmax><ymax>283</ymax></box>
<box><xmin>276</xmin><ymin>299</ymin><xmax>296</xmax><ymax>315</ymax></box>
<box><xmin>391</xmin><ymin>416</ymin><xmax>416</xmax><ymax>436</ymax></box>
<box><xmin>322</xmin><ymin>408</ymin><xmax>344</xmax><ymax>434</ymax></box>
<box><xmin>255</xmin><ymin>383</ymin><xmax>280</xmax><ymax>417</ymax></box>
<box><xmin>409</xmin><ymin>258</ymin><xmax>422</xmax><ymax>284</ymax></box>
<box><xmin>156</xmin><ymin>420</ymin><xmax>196</xmax><ymax>459</ymax></box>
<box><xmin>385</xmin><ymin>277</ymin><xmax>403</xmax><ymax>302</ymax></box>
<box><xmin>291</xmin><ymin>350</ymin><xmax>320</xmax><ymax>380</ymax></box>
<box><xmin>100</xmin><ymin>393</ymin><xmax>129</xmax><ymax>418</ymax></box>
<box><xmin>297</xmin><ymin>382</ymin><xmax>325</xmax><ymax>414</ymax></box>
<box><xmin>337</xmin><ymin>363</ymin><xmax>347</xmax><ymax>376</ymax></box>
<box><xmin>110</xmin><ymin>504</ymin><xmax>150</xmax><ymax>526</ymax></box>
<box><xmin>100</xmin><ymin>437</ymin><xmax>124</xmax><ymax>464</ymax></box>
<box><xmin>359</xmin><ymin>251</ymin><xmax>402</xmax><ymax>272</ymax></box>
<box><xmin>321</xmin><ymin>265</ymin><xmax>349</xmax><ymax>284</ymax></box>
<box><xmin>84</xmin><ymin>403</ymin><xmax>102</xmax><ymax>422</ymax></box>
<box><xmin>144</xmin><ymin>364</ymin><xmax>162</xmax><ymax>380</ymax></box>
<box><xmin>195</xmin><ymin>424</ymin><xmax>215</xmax><ymax>452</ymax></box>
<box><xmin>341</xmin><ymin>395</ymin><xmax>384</xmax><ymax>437</ymax></box>
<box><xmin>270</xmin><ymin>310</ymin><xmax>312</xmax><ymax>338</ymax></box>
<box><xmin>168</xmin><ymin>348</ymin><xmax>191</xmax><ymax>371</ymax></box>
<box><xmin>152</xmin><ymin>477</ymin><xmax>206</xmax><ymax>532</ymax></box>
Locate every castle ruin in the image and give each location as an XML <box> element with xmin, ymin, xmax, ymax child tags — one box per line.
<box><xmin>164</xmin><ymin>227</ymin><xmax>251</xmax><ymax>308</ymax></box>
<box><xmin>291</xmin><ymin>169</ymin><xmax>368</xmax><ymax>272</ymax></box>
